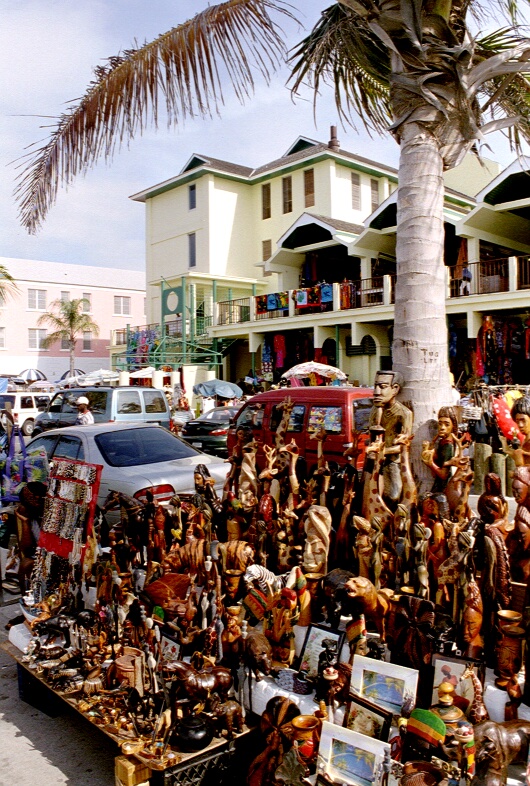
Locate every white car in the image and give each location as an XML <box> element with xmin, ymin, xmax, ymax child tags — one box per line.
<box><xmin>28</xmin><ymin>423</ymin><xmax>228</xmax><ymax>509</ymax></box>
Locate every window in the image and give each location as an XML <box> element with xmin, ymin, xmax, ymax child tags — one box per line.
<box><xmin>115</xmin><ymin>329</ymin><xmax>127</xmax><ymax>345</ymax></box>
<box><xmin>189</xmin><ymin>184</ymin><xmax>196</xmax><ymax>210</ymax></box>
<box><xmin>262</xmin><ymin>183</ymin><xmax>271</xmax><ymax>219</ymax></box>
<box><xmin>28</xmin><ymin>435</ymin><xmax>60</xmax><ymax>459</ymax></box>
<box><xmin>308</xmin><ymin>406</ymin><xmax>343</xmax><ymax>433</ymax></box>
<box><xmin>28</xmin><ymin>289</ymin><xmax>46</xmax><ymax>310</ymax></box>
<box><xmin>34</xmin><ymin>396</ymin><xmax>50</xmax><ymax>410</ymax></box>
<box><xmin>95</xmin><ymin>427</ymin><xmax>197</xmax><ymax>468</ymax></box>
<box><xmin>262</xmin><ymin>239</ymin><xmax>272</xmax><ymax>262</ymax></box>
<box><xmin>143</xmin><ymin>390</ymin><xmax>167</xmax><ymax>413</ymax></box>
<box><xmin>370</xmin><ymin>178</ymin><xmax>379</xmax><ymax>212</ymax></box>
<box><xmin>236</xmin><ymin>404</ymin><xmax>264</xmax><ymax>430</ymax></box>
<box><xmin>0</xmin><ymin>395</ymin><xmax>15</xmax><ymax>409</ymax></box>
<box><xmin>352</xmin><ymin>173</ymin><xmax>361</xmax><ymax>210</ymax></box>
<box><xmin>114</xmin><ymin>296</ymin><xmax>131</xmax><ymax>315</ymax></box>
<box><xmin>353</xmin><ymin>398</ymin><xmax>373</xmax><ymax>431</ymax></box>
<box><xmin>0</xmin><ymin>328</ymin><xmax>5</xmax><ymax>349</ymax></box>
<box><xmin>83</xmin><ymin>331</ymin><xmax>92</xmax><ymax>351</ymax></box>
<box><xmin>271</xmin><ymin>404</ymin><xmax>305</xmax><ymax>433</ymax></box>
<box><xmin>60</xmin><ymin>291</ymin><xmax>70</xmax><ymax>302</ymax></box>
<box><xmin>282</xmin><ymin>176</ymin><xmax>292</xmax><ymax>213</ymax></box>
<box><xmin>28</xmin><ymin>329</ymin><xmax>47</xmax><ymax>349</ymax></box>
<box><xmin>61</xmin><ymin>336</ymin><xmax>69</xmax><ymax>350</ymax></box>
<box><xmin>20</xmin><ymin>396</ymin><xmax>34</xmax><ymax>409</ymax></box>
<box><xmin>54</xmin><ymin>435</ymin><xmax>85</xmax><ymax>461</ymax></box>
<box><xmin>189</xmin><ymin>232</ymin><xmax>196</xmax><ymax>267</ymax></box>
<box><xmin>82</xmin><ymin>293</ymin><xmax>91</xmax><ymax>312</ymax></box>
<box><xmin>117</xmin><ymin>390</ymin><xmax>142</xmax><ymax>414</ymax></box>
<box><xmin>304</xmin><ymin>169</ymin><xmax>315</xmax><ymax>208</ymax></box>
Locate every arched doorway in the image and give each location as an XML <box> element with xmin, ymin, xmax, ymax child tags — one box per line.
<box><xmin>322</xmin><ymin>338</ymin><xmax>337</xmax><ymax>367</ymax></box>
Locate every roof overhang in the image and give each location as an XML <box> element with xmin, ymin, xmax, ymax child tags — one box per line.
<box><xmin>277</xmin><ymin>213</ymin><xmax>360</xmax><ymax>251</ymax></box>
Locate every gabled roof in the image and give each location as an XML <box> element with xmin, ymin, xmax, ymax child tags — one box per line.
<box><xmin>476</xmin><ymin>157</ymin><xmax>530</xmax><ymax>204</ymax></box>
<box><xmin>130</xmin><ymin>135</ymin><xmax>399</xmax><ymax>202</ymax></box>
<box><xmin>277</xmin><ymin>212</ymin><xmax>364</xmax><ymax>251</ymax></box>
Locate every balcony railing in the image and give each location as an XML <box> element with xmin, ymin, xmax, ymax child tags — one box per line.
<box><xmin>449</xmin><ymin>258</ymin><xmax>512</xmax><ymax>298</ymax></box>
<box><xmin>218</xmin><ymin>297</ymin><xmax>251</xmax><ymax>325</ymax></box>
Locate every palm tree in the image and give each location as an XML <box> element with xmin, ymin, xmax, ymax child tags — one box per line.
<box><xmin>38</xmin><ymin>298</ymin><xmax>100</xmax><ymax>377</ymax></box>
<box><xmin>0</xmin><ymin>264</ymin><xmax>18</xmax><ymax>303</ymax></box>
<box><xmin>14</xmin><ymin>0</ymin><xmax>530</xmax><ymax>463</ymax></box>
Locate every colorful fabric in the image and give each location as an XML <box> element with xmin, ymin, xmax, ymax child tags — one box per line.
<box><xmin>267</xmin><ymin>294</ymin><xmax>279</xmax><ymax>311</ymax></box>
<box><xmin>307</xmin><ymin>286</ymin><xmax>321</xmax><ymax>306</ymax></box>
<box><xmin>277</xmin><ymin>291</ymin><xmax>289</xmax><ymax>309</ymax></box>
<box><xmin>407</xmin><ymin>709</ymin><xmax>446</xmax><ymax>746</ymax></box>
<box><xmin>294</xmin><ymin>289</ymin><xmax>308</xmax><ymax>307</ymax></box>
<box><xmin>242</xmin><ymin>587</ymin><xmax>269</xmax><ymax>621</ymax></box>
<box><xmin>256</xmin><ymin>295</ymin><xmax>268</xmax><ymax>315</ymax></box>
<box><xmin>320</xmin><ymin>283</ymin><xmax>333</xmax><ymax>303</ymax></box>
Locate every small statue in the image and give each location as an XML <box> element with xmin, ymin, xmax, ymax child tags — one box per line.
<box><xmin>509</xmin><ymin>466</ymin><xmax>530</xmax><ymax>581</ymax></box>
<box><xmin>315</xmin><ymin>638</ymin><xmax>339</xmax><ymax>702</ymax></box>
<box><xmin>462</xmin><ymin>577</ymin><xmax>484</xmax><ymax>660</ymax></box>
<box><xmin>367</xmin><ymin>370</ymin><xmax>413</xmax><ymax>505</ymax></box>
<box><xmin>302</xmin><ymin>505</ymin><xmax>332</xmax><ymax>575</ymax></box>
<box><xmin>352</xmin><ymin>515</ymin><xmax>373</xmax><ymax>578</ymax></box>
<box><xmin>263</xmin><ymin>587</ymin><xmax>298</xmax><ymax>667</ymax></box>
<box><xmin>421</xmin><ymin>407</ymin><xmax>459</xmax><ymax>494</ymax></box>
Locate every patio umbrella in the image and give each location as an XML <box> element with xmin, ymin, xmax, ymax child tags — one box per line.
<box><xmin>193</xmin><ymin>379</ymin><xmax>243</xmax><ymax>398</ymax></box>
<box><xmin>18</xmin><ymin>368</ymin><xmax>47</xmax><ymax>382</ymax></box>
<box><xmin>79</xmin><ymin>368</ymin><xmax>119</xmax><ymax>385</ymax></box>
<box><xmin>129</xmin><ymin>366</ymin><xmax>156</xmax><ymax>379</ymax></box>
<box><xmin>281</xmin><ymin>362</ymin><xmax>347</xmax><ymax>381</ymax></box>
<box><xmin>59</xmin><ymin>369</ymin><xmax>85</xmax><ymax>380</ymax></box>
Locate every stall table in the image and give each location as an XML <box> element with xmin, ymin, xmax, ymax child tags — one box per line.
<box><xmin>2</xmin><ymin>638</ymin><xmax>256</xmax><ymax>786</ymax></box>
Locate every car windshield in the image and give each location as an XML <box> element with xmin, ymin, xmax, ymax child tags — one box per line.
<box><xmin>95</xmin><ymin>427</ymin><xmax>199</xmax><ymax>467</ymax></box>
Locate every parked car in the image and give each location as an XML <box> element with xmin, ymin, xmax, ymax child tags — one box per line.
<box><xmin>181</xmin><ymin>406</ymin><xmax>240</xmax><ymax>457</ymax></box>
<box><xmin>227</xmin><ymin>386</ymin><xmax>373</xmax><ymax>472</ymax></box>
<box><xmin>0</xmin><ymin>391</ymin><xmax>51</xmax><ymax>436</ymax></box>
<box><xmin>28</xmin><ymin>423</ymin><xmax>228</xmax><ymax>513</ymax></box>
<box><xmin>33</xmin><ymin>386</ymin><xmax>171</xmax><ymax>435</ymax></box>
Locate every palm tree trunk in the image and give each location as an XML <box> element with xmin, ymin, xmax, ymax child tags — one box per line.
<box><xmin>69</xmin><ymin>339</ymin><xmax>75</xmax><ymax>377</ymax></box>
<box><xmin>393</xmin><ymin>122</ymin><xmax>452</xmax><ymax>484</ymax></box>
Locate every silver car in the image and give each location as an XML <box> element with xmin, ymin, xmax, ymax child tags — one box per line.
<box><xmin>28</xmin><ymin>423</ymin><xmax>228</xmax><ymax>510</ymax></box>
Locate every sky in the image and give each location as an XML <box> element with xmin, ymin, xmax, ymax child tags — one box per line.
<box><xmin>0</xmin><ymin>0</ymin><xmax>526</xmax><ymax>274</ymax></box>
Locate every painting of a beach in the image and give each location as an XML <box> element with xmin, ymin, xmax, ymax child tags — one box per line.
<box><xmin>330</xmin><ymin>739</ymin><xmax>376</xmax><ymax>786</ymax></box>
<box><xmin>362</xmin><ymin>670</ymin><xmax>405</xmax><ymax>714</ymax></box>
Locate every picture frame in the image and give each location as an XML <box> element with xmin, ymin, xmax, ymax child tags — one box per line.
<box><xmin>160</xmin><ymin>631</ymin><xmax>181</xmax><ymax>663</ymax></box>
<box><xmin>318</xmin><ymin>720</ymin><xmax>390</xmax><ymax>786</ymax></box>
<box><xmin>350</xmin><ymin>655</ymin><xmax>418</xmax><ymax>716</ymax></box>
<box><xmin>430</xmin><ymin>654</ymin><xmax>485</xmax><ymax>711</ymax></box>
<box><xmin>343</xmin><ymin>693</ymin><xmax>393</xmax><ymax>742</ymax></box>
<box><xmin>298</xmin><ymin>623</ymin><xmax>344</xmax><ymax>679</ymax></box>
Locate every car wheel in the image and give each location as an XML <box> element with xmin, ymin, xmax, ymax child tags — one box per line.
<box><xmin>22</xmin><ymin>419</ymin><xmax>34</xmax><ymax>437</ymax></box>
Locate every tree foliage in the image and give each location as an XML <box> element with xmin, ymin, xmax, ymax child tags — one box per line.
<box><xmin>38</xmin><ymin>298</ymin><xmax>100</xmax><ymax>376</ymax></box>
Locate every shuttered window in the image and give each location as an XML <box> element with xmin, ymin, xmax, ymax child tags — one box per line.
<box><xmin>282</xmin><ymin>176</ymin><xmax>292</xmax><ymax>214</ymax></box>
<box><xmin>262</xmin><ymin>240</ymin><xmax>272</xmax><ymax>261</ymax></box>
<box><xmin>371</xmin><ymin>178</ymin><xmax>379</xmax><ymax>212</ymax></box>
<box><xmin>189</xmin><ymin>233</ymin><xmax>196</xmax><ymax>267</ymax></box>
<box><xmin>351</xmin><ymin>173</ymin><xmax>361</xmax><ymax>210</ymax></box>
<box><xmin>304</xmin><ymin>169</ymin><xmax>315</xmax><ymax>208</ymax></box>
<box><xmin>262</xmin><ymin>183</ymin><xmax>271</xmax><ymax>219</ymax></box>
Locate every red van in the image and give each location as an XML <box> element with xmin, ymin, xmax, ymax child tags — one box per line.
<box><xmin>227</xmin><ymin>386</ymin><xmax>373</xmax><ymax>472</ymax></box>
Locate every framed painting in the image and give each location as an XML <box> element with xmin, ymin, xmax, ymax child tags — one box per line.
<box><xmin>350</xmin><ymin>655</ymin><xmax>418</xmax><ymax>716</ymax></box>
<box><xmin>298</xmin><ymin>623</ymin><xmax>344</xmax><ymax>679</ymax></box>
<box><xmin>431</xmin><ymin>654</ymin><xmax>485</xmax><ymax>711</ymax></box>
<box><xmin>160</xmin><ymin>631</ymin><xmax>181</xmax><ymax>664</ymax></box>
<box><xmin>343</xmin><ymin>693</ymin><xmax>393</xmax><ymax>742</ymax></box>
<box><xmin>318</xmin><ymin>720</ymin><xmax>390</xmax><ymax>786</ymax></box>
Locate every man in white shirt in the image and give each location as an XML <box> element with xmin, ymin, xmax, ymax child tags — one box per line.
<box><xmin>75</xmin><ymin>396</ymin><xmax>94</xmax><ymax>426</ymax></box>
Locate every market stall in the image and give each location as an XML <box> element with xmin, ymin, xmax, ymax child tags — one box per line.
<box><xmin>3</xmin><ymin>375</ymin><xmax>530</xmax><ymax>786</ymax></box>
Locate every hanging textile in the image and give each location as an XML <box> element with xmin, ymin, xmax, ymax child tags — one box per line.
<box><xmin>294</xmin><ymin>289</ymin><xmax>308</xmax><ymax>307</ymax></box>
<box><xmin>267</xmin><ymin>294</ymin><xmax>279</xmax><ymax>311</ymax></box>
<box><xmin>256</xmin><ymin>295</ymin><xmax>268</xmax><ymax>315</ymax></box>
<box><xmin>273</xmin><ymin>334</ymin><xmax>287</xmax><ymax>369</ymax></box>
<box><xmin>307</xmin><ymin>286</ymin><xmax>321</xmax><ymax>306</ymax></box>
<box><xmin>320</xmin><ymin>283</ymin><xmax>333</xmax><ymax>303</ymax></box>
<box><xmin>277</xmin><ymin>291</ymin><xmax>289</xmax><ymax>310</ymax></box>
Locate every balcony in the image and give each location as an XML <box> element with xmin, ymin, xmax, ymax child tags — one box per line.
<box><xmin>448</xmin><ymin>255</ymin><xmax>530</xmax><ymax>299</ymax></box>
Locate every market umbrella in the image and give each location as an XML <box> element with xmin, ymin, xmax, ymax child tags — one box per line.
<box><xmin>18</xmin><ymin>368</ymin><xmax>47</xmax><ymax>382</ymax></box>
<box><xmin>281</xmin><ymin>361</ymin><xmax>347</xmax><ymax>381</ymax></box>
<box><xmin>59</xmin><ymin>369</ymin><xmax>85</xmax><ymax>380</ymax></box>
<box><xmin>129</xmin><ymin>366</ymin><xmax>156</xmax><ymax>379</ymax></box>
<box><xmin>78</xmin><ymin>368</ymin><xmax>120</xmax><ymax>385</ymax></box>
<box><xmin>192</xmin><ymin>379</ymin><xmax>243</xmax><ymax>398</ymax></box>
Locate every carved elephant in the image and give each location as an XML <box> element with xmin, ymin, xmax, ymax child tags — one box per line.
<box><xmin>473</xmin><ymin>719</ymin><xmax>530</xmax><ymax>786</ymax></box>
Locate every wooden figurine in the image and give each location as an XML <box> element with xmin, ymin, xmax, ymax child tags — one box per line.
<box><xmin>509</xmin><ymin>466</ymin><xmax>530</xmax><ymax>581</ymax></box>
<box><xmin>302</xmin><ymin>504</ymin><xmax>332</xmax><ymax>575</ymax></box>
<box><xmin>263</xmin><ymin>587</ymin><xmax>298</xmax><ymax>667</ymax></box>
<box><xmin>367</xmin><ymin>370</ymin><xmax>413</xmax><ymax>505</ymax></box>
<box><xmin>421</xmin><ymin>407</ymin><xmax>459</xmax><ymax>494</ymax></box>
<box><xmin>474</xmin><ymin>719</ymin><xmax>530</xmax><ymax>786</ymax></box>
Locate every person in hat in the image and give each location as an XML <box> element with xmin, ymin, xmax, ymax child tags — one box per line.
<box><xmin>75</xmin><ymin>396</ymin><xmax>94</xmax><ymax>425</ymax></box>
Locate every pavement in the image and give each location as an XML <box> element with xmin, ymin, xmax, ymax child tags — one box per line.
<box><xmin>0</xmin><ymin>599</ymin><xmax>116</xmax><ymax>786</ymax></box>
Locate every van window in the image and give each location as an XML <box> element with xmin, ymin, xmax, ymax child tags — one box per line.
<box><xmin>63</xmin><ymin>394</ymin><xmax>80</xmax><ymax>414</ymax></box>
<box><xmin>49</xmin><ymin>394</ymin><xmax>65</xmax><ymax>413</ymax></box>
<box><xmin>117</xmin><ymin>390</ymin><xmax>142</xmax><ymax>414</ymax></box>
<box><xmin>353</xmin><ymin>398</ymin><xmax>373</xmax><ymax>431</ymax></box>
<box><xmin>308</xmin><ymin>406</ymin><xmax>343</xmax><ymax>433</ymax></box>
<box><xmin>237</xmin><ymin>404</ymin><xmax>264</xmax><ymax>430</ymax></box>
<box><xmin>0</xmin><ymin>395</ymin><xmax>15</xmax><ymax>409</ymax></box>
<box><xmin>271</xmin><ymin>404</ymin><xmax>305</xmax><ymax>433</ymax></box>
<box><xmin>34</xmin><ymin>396</ymin><xmax>50</xmax><ymax>409</ymax></box>
<box><xmin>20</xmin><ymin>396</ymin><xmax>34</xmax><ymax>409</ymax></box>
<box><xmin>143</xmin><ymin>390</ymin><xmax>167</xmax><ymax>413</ymax></box>
<box><xmin>86</xmin><ymin>391</ymin><xmax>109</xmax><ymax>414</ymax></box>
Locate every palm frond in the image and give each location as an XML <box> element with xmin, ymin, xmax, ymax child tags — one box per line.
<box><xmin>40</xmin><ymin>330</ymin><xmax>70</xmax><ymax>350</ymax></box>
<box><xmin>0</xmin><ymin>265</ymin><xmax>18</xmax><ymax>300</ymax></box>
<box><xmin>15</xmin><ymin>0</ymin><xmax>293</xmax><ymax>234</ymax></box>
<box><xmin>37</xmin><ymin>298</ymin><xmax>101</xmax><ymax>343</ymax></box>
<box><xmin>289</xmin><ymin>3</ymin><xmax>392</xmax><ymax>136</ymax></box>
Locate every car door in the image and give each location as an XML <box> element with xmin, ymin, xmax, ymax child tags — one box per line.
<box><xmin>58</xmin><ymin>392</ymin><xmax>80</xmax><ymax>428</ymax></box>
<box><xmin>53</xmin><ymin>434</ymin><xmax>86</xmax><ymax>461</ymax></box>
<box><xmin>115</xmin><ymin>389</ymin><xmax>143</xmax><ymax>424</ymax></box>
<box><xmin>43</xmin><ymin>393</ymin><xmax>66</xmax><ymax>430</ymax></box>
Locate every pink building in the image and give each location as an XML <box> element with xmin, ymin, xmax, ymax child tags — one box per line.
<box><xmin>0</xmin><ymin>258</ymin><xmax>145</xmax><ymax>380</ymax></box>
